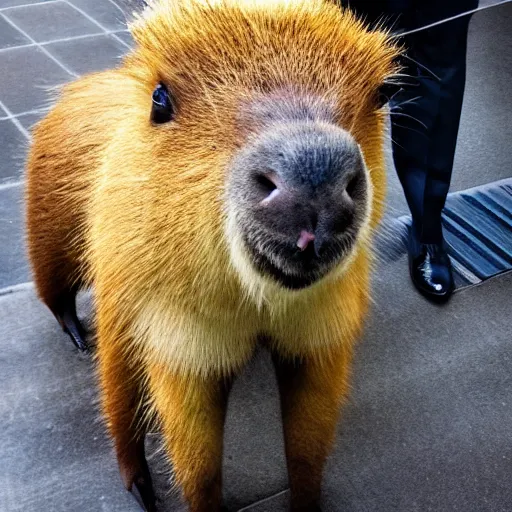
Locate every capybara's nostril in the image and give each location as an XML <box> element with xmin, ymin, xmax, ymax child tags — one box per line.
<box><xmin>346</xmin><ymin>175</ymin><xmax>359</xmax><ymax>200</ymax></box>
<box><xmin>255</xmin><ymin>173</ymin><xmax>282</xmax><ymax>204</ymax></box>
<box><xmin>255</xmin><ymin>174</ymin><xmax>277</xmax><ymax>194</ymax></box>
<box><xmin>345</xmin><ymin>171</ymin><xmax>365</xmax><ymax>203</ymax></box>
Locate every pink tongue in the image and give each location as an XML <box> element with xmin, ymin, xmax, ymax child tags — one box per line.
<box><xmin>297</xmin><ymin>230</ymin><xmax>316</xmax><ymax>251</ymax></box>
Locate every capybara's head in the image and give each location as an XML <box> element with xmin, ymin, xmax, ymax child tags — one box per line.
<box><xmin>124</xmin><ymin>0</ymin><xmax>400</xmax><ymax>296</ymax></box>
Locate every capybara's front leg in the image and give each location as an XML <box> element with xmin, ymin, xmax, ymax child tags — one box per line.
<box><xmin>272</xmin><ymin>347</ymin><xmax>353</xmax><ymax>512</ymax></box>
<box><xmin>96</xmin><ymin>310</ymin><xmax>156</xmax><ymax>511</ymax></box>
<box><xmin>147</xmin><ymin>363</ymin><xmax>232</xmax><ymax>512</ymax></box>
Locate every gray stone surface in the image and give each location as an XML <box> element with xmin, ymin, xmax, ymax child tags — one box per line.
<box><xmin>3</xmin><ymin>1</ymin><xmax>101</xmax><ymax>43</ymax></box>
<box><xmin>0</xmin><ymin>184</ymin><xmax>31</xmax><ymax>288</ymax></box>
<box><xmin>44</xmin><ymin>34</ymin><xmax>127</xmax><ymax>75</ymax></box>
<box><xmin>479</xmin><ymin>0</ymin><xmax>509</xmax><ymax>6</ymax></box>
<box><xmin>320</xmin><ymin>266</ymin><xmax>512</xmax><ymax>512</ymax></box>
<box><xmin>0</xmin><ymin>120</ymin><xmax>28</xmax><ymax>183</ymax></box>
<box><xmin>0</xmin><ymin>286</ymin><xmax>144</xmax><ymax>512</ymax></box>
<box><xmin>239</xmin><ymin>491</ymin><xmax>289</xmax><ymax>512</ymax></box>
<box><xmin>68</xmin><ymin>0</ymin><xmax>129</xmax><ymax>31</ymax></box>
<box><xmin>0</xmin><ymin>0</ymin><xmax>54</xmax><ymax>6</ymax></box>
<box><xmin>115</xmin><ymin>28</ymin><xmax>134</xmax><ymax>46</ymax></box>
<box><xmin>0</xmin><ymin>14</ymin><xmax>30</xmax><ymax>49</ymax></box>
<box><xmin>16</xmin><ymin>112</ymin><xmax>46</xmax><ymax>131</ymax></box>
<box><xmin>223</xmin><ymin>349</ymin><xmax>287</xmax><ymax>510</ymax></box>
<box><xmin>0</xmin><ymin>45</ymin><xmax>72</xmax><ymax>114</ymax></box>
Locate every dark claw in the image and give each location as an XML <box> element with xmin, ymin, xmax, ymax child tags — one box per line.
<box><xmin>56</xmin><ymin>309</ymin><xmax>88</xmax><ymax>352</ymax></box>
<box><xmin>130</xmin><ymin>474</ymin><xmax>157</xmax><ymax>512</ymax></box>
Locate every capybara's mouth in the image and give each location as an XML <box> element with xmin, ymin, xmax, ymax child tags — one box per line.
<box><xmin>244</xmin><ymin>234</ymin><xmax>356</xmax><ymax>290</ymax></box>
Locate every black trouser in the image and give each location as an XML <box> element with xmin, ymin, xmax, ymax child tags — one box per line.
<box><xmin>348</xmin><ymin>0</ymin><xmax>478</xmax><ymax>243</ymax></box>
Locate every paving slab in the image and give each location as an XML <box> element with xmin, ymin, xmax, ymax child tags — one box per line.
<box><xmin>44</xmin><ymin>34</ymin><xmax>127</xmax><ymax>75</ymax></box>
<box><xmin>0</xmin><ymin>120</ymin><xmax>28</xmax><ymax>184</ymax></box>
<box><xmin>0</xmin><ymin>0</ymin><xmax>55</xmax><ymax>7</ymax></box>
<box><xmin>0</xmin><ymin>14</ymin><xmax>30</xmax><ymax>48</ymax></box>
<box><xmin>0</xmin><ymin>286</ymin><xmax>144</xmax><ymax>512</ymax></box>
<box><xmin>319</xmin><ymin>266</ymin><xmax>512</xmax><ymax>512</ymax></box>
<box><xmin>2</xmin><ymin>1</ymin><xmax>100</xmax><ymax>43</ymax></box>
<box><xmin>68</xmin><ymin>0</ymin><xmax>129</xmax><ymax>31</ymax></box>
<box><xmin>114</xmin><ymin>28</ymin><xmax>134</xmax><ymax>46</ymax></box>
<box><xmin>0</xmin><ymin>45</ymin><xmax>72</xmax><ymax>114</ymax></box>
<box><xmin>239</xmin><ymin>491</ymin><xmax>289</xmax><ymax>512</ymax></box>
<box><xmin>0</xmin><ymin>184</ymin><xmax>31</xmax><ymax>288</ymax></box>
<box><xmin>16</xmin><ymin>112</ymin><xmax>46</xmax><ymax>131</ymax></box>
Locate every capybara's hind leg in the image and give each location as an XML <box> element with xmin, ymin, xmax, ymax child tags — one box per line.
<box><xmin>32</xmin><ymin>259</ymin><xmax>88</xmax><ymax>351</ymax></box>
<box><xmin>51</xmin><ymin>288</ymin><xmax>88</xmax><ymax>351</ymax></box>
<box><xmin>26</xmin><ymin>162</ymin><xmax>90</xmax><ymax>351</ymax></box>
<box><xmin>27</xmin><ymin>215</ymin><xmax>88</xmax><ymax>350</ymax></box>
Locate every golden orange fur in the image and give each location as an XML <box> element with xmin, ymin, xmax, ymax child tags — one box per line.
<box><xmin>25</xmin><ymin>0</ymin><xmax>400</xmax><ymax>510</ymax></box>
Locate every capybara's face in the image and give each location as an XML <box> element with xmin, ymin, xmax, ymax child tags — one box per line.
<box><xmin>227</xmin><ymin>93</ymin><xmax>370</xmax><ymax>289</ymax></box>
<box><xmin>128</xmin><ymin>0</ymin><xmax>400</xmax><ymax>292</ymax></box>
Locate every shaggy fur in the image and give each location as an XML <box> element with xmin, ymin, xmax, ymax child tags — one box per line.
<box><xmin>25</xmin><ymin>0</ymin><xmax>400</xmax><ymax>510</ymax></box>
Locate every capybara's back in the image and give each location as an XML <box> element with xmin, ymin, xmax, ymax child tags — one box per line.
<box><xmin>26</xmin><ymin>73</ymin><xmax>141</xmax><ymax>349</ymax></box>
<box><xmin>25</xmin><ymin>0</ymin><xmax>400</xmax><ymax>509</ymax></box>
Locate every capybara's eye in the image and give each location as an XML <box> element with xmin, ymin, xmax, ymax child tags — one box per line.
<box><xmin>151</xmin><ymin>83</ymin><xmax>175</xmax><ymax>124</ymax></box>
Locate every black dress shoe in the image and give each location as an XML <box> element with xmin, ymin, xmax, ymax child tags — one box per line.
<box><xmin>407</xmin><ymin>230</ymin><xmax>454</xmax><ymax>303</ymax></box>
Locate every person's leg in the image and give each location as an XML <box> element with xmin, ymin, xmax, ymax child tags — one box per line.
<box><xmin>390</xmin><ymin>1</ymin><xmax>477</xmax><ymax>301</ymax></box>
<box><xmin>419</xmin><ymin>17</ymin><xmax>474</xmax><ymax>243</ymax></box>
<box><xmin>390</xmin><ymin>59</ymin><xmax>440</xmax><ymax>233</ymax></box>
<box><xmin>347</xmin><ymin>0</ymin><xmax>475</xmax><ymax>301</ymax></box>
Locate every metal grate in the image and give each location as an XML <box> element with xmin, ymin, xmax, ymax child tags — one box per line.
<box><xmin>375</xmin><ymin>178</ymin><xmax>512</xmax><ymax>290</ymax></box>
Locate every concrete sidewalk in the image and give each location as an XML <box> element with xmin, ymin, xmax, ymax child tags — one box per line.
<box><xmin>1</xmin><ymin>262</ymin><xmax>511</xmax><ymax>511</ymax></box>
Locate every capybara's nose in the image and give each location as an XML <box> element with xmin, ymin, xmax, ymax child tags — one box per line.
<box><xmin>250</xmin><ymin>122</ymin><xmax>368</xmax><ymax>253</ymax></box>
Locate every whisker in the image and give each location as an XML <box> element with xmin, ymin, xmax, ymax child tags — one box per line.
<box><xmin>390</xmin><ymin>95</ymin><xmax>422</xmax><ymax>109</ymax></box>
<box><xmin>389</xmin><ymin>137</ymin><xmax>408</xmax><ymax>153</ymax></box>
<box><xmin>395</xmin><ymin>53</ymin><xmax>441</xmax><ymax>82</ymax></box>
<box><xmin>388</xmin><ymin>112</ymin><xmax>428</xmax><ymax>130</ymax></box>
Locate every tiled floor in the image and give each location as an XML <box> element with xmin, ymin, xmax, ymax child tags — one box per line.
<box><xmin>44</xmin><ymin>34</ymin><xmax>127</xmax><ymax>75</ymax></box>
<box><xmin>0</xmin><ymin>183</ymin><xmax>29</xmax><ymax>287</ymax></box>
<box><xmin>0</xmin><ymin>0</ymin><xmax>134</xmax><ymax>288</ymax></box>
<box><xmin>0</xmin><ymin>119</ymin><xmax>28</xmax><ymax>182</ymax></box>
<box><xmin>0</xmin><ymin>45</ymin><xmax>75</xmax><ymax>114</ymax></box>
<box><xmin>0</xmin><ymin>0</ymin><xmax>132</xmax><ymax>127</ymax></box>
<box><xmin>5</xmin><ymin>2</ymin><xmax>102</xmax><ymax>42</ymax></box>
<box><xmin>0</xmin><ymin>14</ymin><xmax>31</xmax><ymax>48</ymax></box>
